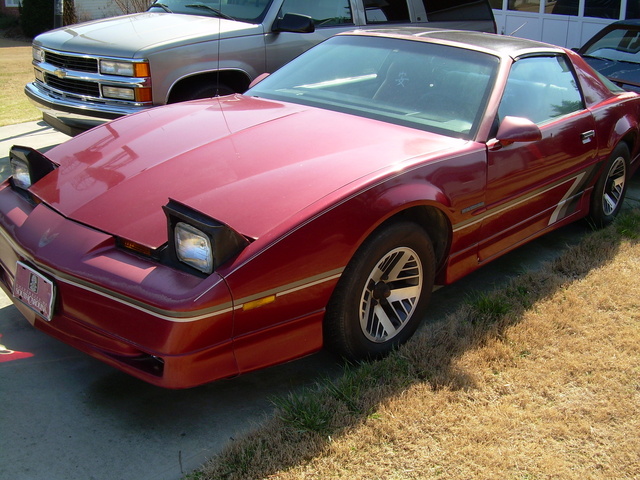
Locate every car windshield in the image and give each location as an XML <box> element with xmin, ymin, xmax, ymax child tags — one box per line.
<box><xmin>583</xmin><ymin>27</ymin><xmax>640</xmax><ymax>64</ymax></box>
<box><xmin>148</xmin><ymin>0</ymin><xmax>272</xmax><ymax>23</ymax></box>
<box><xmin>247</xmin><ymin>35</ymin><xmax>499</xmax><ymax>140</ymax></box>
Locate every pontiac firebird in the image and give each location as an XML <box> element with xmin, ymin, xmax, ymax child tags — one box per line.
<box><xmin>1</xmin><ymin>29</ymin><xmax>638</xmax><ymax>388</ymax></box>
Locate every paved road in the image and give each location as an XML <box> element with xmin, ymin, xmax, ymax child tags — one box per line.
<box><xmin>1</xmin><ymin>122</ymin><xmax>639</xmax><ymax>480</ymax></box>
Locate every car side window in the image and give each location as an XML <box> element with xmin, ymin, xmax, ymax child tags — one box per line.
<box><xmin>279</xmin><ymin>0</ymin><xmax>354</xmax><ymax>26</ymax></box>
<box><xmin>498</xmin><ymin>56</ymin><xmax>585</xmax><ymax>125</ymax></box>
<box><xmin>364</xmin><ymin>0</ymin><xmax>410</xmax><ymax>23</ymax></box>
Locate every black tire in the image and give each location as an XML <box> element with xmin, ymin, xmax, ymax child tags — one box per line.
<box><xmin>324</xmin><ymin>221</ymin><xmax>436</xmax><ymax>361</ymax></box>
<box><xmin>588</xmin><ymin>143</ymin><xmax>629</xmax><ymax>228</ymax></box>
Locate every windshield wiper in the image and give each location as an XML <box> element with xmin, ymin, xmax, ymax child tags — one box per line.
<box><xmin>150</xmin><ymin>3</ymin><xmax>173</xmax><ymax>13</ymax></box>
<box><xmin>185</xmin><ymin>3</ymin><xmax>234</xmax><ymax>20</ymax></box>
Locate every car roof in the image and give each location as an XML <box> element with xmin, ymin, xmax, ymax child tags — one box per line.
<box><xmin>339</xmin><ymin>28</ymin><xmax>566</xmax><ymax>59</ymax></box>
<box><xmin>606</xmin><ymin>19</ymin><xmax>640</xmax><ymax>28</ymax></box>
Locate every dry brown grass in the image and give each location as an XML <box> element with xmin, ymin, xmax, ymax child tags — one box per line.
<box><xmin>193</xmin><ymin>209</ymin><xmax>640</xmax><ymax>480</ymax></box>
<box><xmin>0</xmin><ymin>37</ymin><xmax>40</xmax><ymax>127</ymax></box>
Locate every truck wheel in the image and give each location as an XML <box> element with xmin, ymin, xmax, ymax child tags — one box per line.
<box><xmin>172</xmin><ymin>82</ymin><xmax>234</xmax><ymax>102</ymax></box>
<box><xmin>324</xmin><ymin>221</ymin><xmax>435</xmax><ymax>361</ymax></box>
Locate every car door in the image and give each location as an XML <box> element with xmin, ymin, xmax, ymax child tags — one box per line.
<box><xmin>479</xmin><ymin>54</ymin><xmax>598</xmax><ymax>262</ymax></box>
<box><xmin>264</xmin><ymin>0</ymin><xmax>360</xmax><ymax>72</ymax></box>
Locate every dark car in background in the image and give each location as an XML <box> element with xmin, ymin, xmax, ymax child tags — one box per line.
<box><xmin>577</xmin><ymin>19</ymin><xmax>640</xmax><ymax>92</ymax></box>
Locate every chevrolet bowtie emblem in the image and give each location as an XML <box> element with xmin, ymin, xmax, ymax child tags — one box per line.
<box><xmin>54</xmin><ymin>68</ymin><xmax>67</xmax><ymax>79</ymax></box>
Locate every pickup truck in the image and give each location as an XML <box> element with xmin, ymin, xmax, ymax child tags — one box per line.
<box><xmin>26</xmin><ymin>0</ymin><xmax>496</xmax><ymax>135</ymax></box>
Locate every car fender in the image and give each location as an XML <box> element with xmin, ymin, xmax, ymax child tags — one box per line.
<box><xmin>222</xmin><ymin>178</ymin><xmax>453</xmax><ymax>314</ymax></box>
<box><xmin>222</xmin><ymin>179</ymin><xmax>454</xmax><ymax>373</ymax></box>
<box><xmin>595</xmin><ymin>105</ymin><xmax>640</xmax><ymax>161</ymax></box>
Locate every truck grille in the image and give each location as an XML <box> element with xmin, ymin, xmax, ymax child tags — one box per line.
<box><xmin>44</xmin><ymin>73</ymin><xmax>101</xmax><ymax>97</ymax></box>
<box><xmin>45</xmin><ymin>51</ymin><xmax>99</xmax><ymax>73</ymax></box>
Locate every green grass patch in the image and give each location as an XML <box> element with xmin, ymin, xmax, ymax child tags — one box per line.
<box><xmin>0</xmin><ymin>33</ymin><xmax>40</xmax><ymax>127</ymax></box>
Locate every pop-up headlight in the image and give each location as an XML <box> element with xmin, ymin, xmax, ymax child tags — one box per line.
<box><xmin>10</xmin><ymin>155</ymin><xmax>31</xmax><ymax>190</ymax></box>
<box><xmin>9</xmin><ymin>146</ymin><xmax>57</xmax><ymax>191</ymax></box>
<box><xmin>175</xmin><ymin>222</ymin><xmax>214</xmax><ymax>274</ymax></box>
<box><xmin>163</xmin><ymin>199</ymin><xmax>250</xmax><ymax>275</ymax></box>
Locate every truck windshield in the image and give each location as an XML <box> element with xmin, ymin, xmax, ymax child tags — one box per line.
<box><xmin>148</xmin><ymin>0</ymin><xmax>272</xmax><ymax>23</ymax></box>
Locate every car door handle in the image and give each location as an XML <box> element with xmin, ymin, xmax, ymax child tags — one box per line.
<box><xmin>581</xmin><ymin>130</ymin><xmax>595</xmax><ymax>143</ymax></box>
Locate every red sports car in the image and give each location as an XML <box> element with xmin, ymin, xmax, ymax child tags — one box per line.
<box><xmin>2</xmin><ymin>29</ymin><xmax>638</xmax><ymax>388</ymax></box>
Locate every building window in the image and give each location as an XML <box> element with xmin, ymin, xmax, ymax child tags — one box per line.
<box><xmin>5</xmin><ymin>0</ymin><xmax>22</xmax><ymax>6</ymax></box>
<box><xmin>508</xmin><ymin>0</ymin><xmax>541</xmax><ymax>12</ymax></box>
<box><xmin>548</xmin><ymin>0</ymin><xmax>579</xmax><ymax>15</ymax></box>
<box><xmin>585</xmin><ymin>0</ymin><xmax>620</xmax><ymax>18</ymax></box>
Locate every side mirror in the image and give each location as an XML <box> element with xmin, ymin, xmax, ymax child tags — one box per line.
<box><xmin>272</xmin><ymin>13</ymin><xmax>315</xmax><ymax>33</ymax></box>
<box><xmin>249</xmin><ymin>73</ymin><xmax>270</xmax><ymax>89</ymax></box>
<box><xmin>487</xmin><ymin>116</ymin><xmax>542</xmax><ymax>150</ymax></box>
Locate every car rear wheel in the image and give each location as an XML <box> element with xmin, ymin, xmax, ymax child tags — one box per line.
<box><xmin>325</xmin><ymin>221</ymin><xmax>435</xmax><ymax>360</ymax></box>
<box><xmin>589</xmin><ymin>143</ymin><xmax>629</xmax><ymax>227</ymax></box>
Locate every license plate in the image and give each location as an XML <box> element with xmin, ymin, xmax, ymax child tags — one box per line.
<box><xmin>13</xmin><ymin>262</ymin><xmax>55</xmax><ymax>321</ymax></box>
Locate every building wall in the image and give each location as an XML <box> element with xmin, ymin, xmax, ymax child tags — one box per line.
<box><xmin>74</xmin><ymin>0</ymin><xmax>123</xmax><ymax>21</ymax></box>
<box><xmin>491</xmin><ymin>0</ymin><xmax>639</xmax><ymax>47</ymax></box>
<box><xmin>1</xmin><ymin>0</ymin><xmax>21</xmax><ymax>18</ymax></box>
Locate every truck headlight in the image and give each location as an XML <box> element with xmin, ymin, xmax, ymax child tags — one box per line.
<box><xmin>102</xmin><ymin>85</ymin><xmax>152</xmax><ymax>102</ymax></box>
<box><xmin>102</xmin><ymin>86</ymin><xmax>136</xmax><ymax>101</ymax></box>
<box><xmin>32</xmin><ymin>47</ymin><xmax>44</xmax><ymax>63</ymax></box>
<box><xmin>100</xmin><ymin>60</ymin><xmax>150</xmax><ymax>78</ymax></box>
<box><xmin>163</xmin><ymin>200</ymin><xmax>250</xmax><ymax>275</ymax></box>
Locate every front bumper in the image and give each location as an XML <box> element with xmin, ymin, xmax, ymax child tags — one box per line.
<box><xmin>0</xmin><ymin>183</ymin><xmax>238</xmax><ymax>388</ymax></box>
<box><xmin>25</xmin><ymin>82</ymin><xmax>153</xmax><ymax>134</ymax></box>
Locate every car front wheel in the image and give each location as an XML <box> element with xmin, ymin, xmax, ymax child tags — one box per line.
<box><xmin>325</xmin><ymin>221</ymin><xmax>435</xmax><ymax>360</ymax></box>
<box><xmin>589</xmin><ymin>143</ymin><xmax>629</xmax><ymax>227</ymax></box>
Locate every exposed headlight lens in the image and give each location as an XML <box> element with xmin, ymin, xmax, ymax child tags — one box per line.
<box><xmin>102</xmin><ymin>86</ymin><xmax>136</xmax><ymax>101</ymax></box>
<box><xmin>10</xmin><ymin>157</ymin><xmax>31</xmax><ymax>190</ymax></box>
<box><xmin>175</xmin><ymin>222</ymin><xmax>214</xmax><ymax>274</ymax></box>
<box><xmin>164</xmin><ymin>200</ymin><xmax>249</xmax><ymax>275</ymax></box>
<box><xmin>100</xmin><ymin>60</ymin><xmax>150</xmax><ymax>77</ymax></box>
<box><xmin>32</xmin><ymin>47</ymin><xmax>44</xmax><ymax>63</ymax></box>
<box><xmin>9</xmin><ymin>146</ymin><xmax>58</xmax><ymax>192</ymax></box>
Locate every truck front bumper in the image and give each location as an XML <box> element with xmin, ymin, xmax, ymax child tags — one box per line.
<box><xmin>25</xmin><ymin>81</ymin><xmax>153</xmax><ymax>135</ymax></box>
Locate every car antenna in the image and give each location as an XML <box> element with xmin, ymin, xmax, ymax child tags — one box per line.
<box><xmin>216</xmin><ymin>0</ymin><xmax>222</xmax><ymax>97</ymax></box>
<box><xmin>509</xmin><ymin>22</ymin><xmax>528</xmax><ymax>36</ymax></box>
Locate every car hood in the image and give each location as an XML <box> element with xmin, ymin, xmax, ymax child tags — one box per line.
<box><xmin>33</xmin><ymin>13</ymin><xmax>262</xmax><ymax>58</ymax></box>
<box><xmin>582</xmin><ymin>56</ymin><xmax>640</xmax><ymax>92</ymax></box>
<box><xmin>34</xmin><ymin>96</ymin><xmax>463</xmax><ymax>249</ymax></box>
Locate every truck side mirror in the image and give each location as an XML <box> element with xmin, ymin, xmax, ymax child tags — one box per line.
<box><xmin>272</xmin><ymin>13</ymin><xmax>315</xmax><ymax>33</ymax></box>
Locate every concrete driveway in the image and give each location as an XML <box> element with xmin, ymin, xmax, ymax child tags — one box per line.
<box><xmin>1</xmin><ymin>122</ymin><xmax>639</xmax><ymax>480</ymax></box>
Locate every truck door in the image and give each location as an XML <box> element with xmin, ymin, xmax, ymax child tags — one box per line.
<box><xmin>264</xmin><ymin>0</ymin><xmax>359</xmax><ymax>72</ymax></box>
